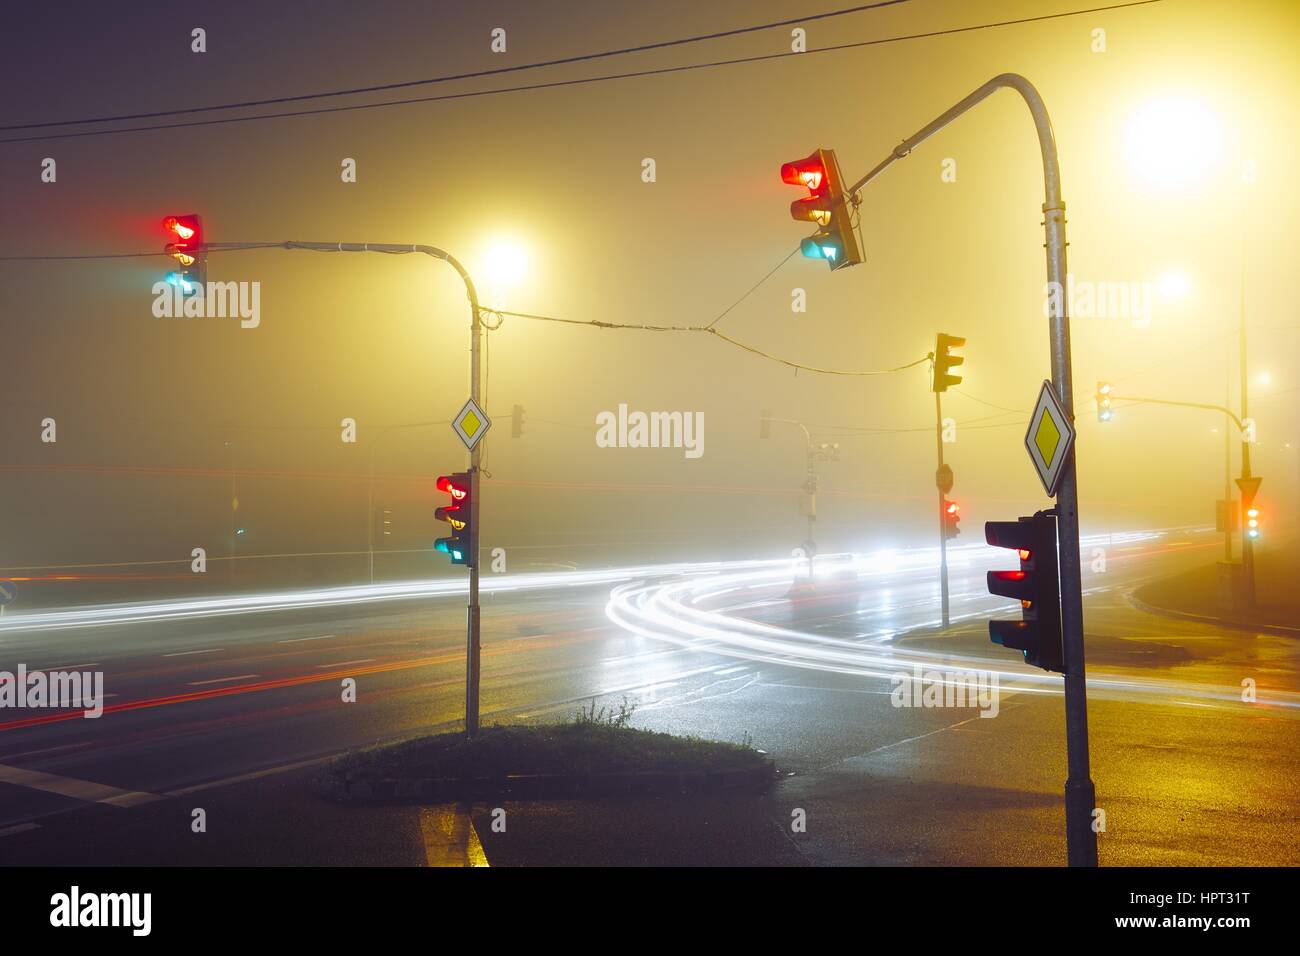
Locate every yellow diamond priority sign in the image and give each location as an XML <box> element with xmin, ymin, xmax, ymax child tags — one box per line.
<box><xmin>452</xmin><ymin>397</ymin><xmax>492</xmax><ymax>451</ymax></box>
<box><xmin>1024</xmin><ymin>380</ymin><xmax>1076</xmax><ymax>498</ymax></box>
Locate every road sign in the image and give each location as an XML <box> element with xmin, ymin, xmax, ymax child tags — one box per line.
<box><xmin>451</xmin><ymin>398</ymin><xmax>491</xmax><ymax>451</ymax></box>
<box><xmin>1236</xmin><ymin>475</ymin><xmax>1262</xmax><ymax>510</ymax></box>
<box><xmin>0</xmin><ymin>581</ymin><xmax>16</xmax><ymax>606</ymax></box>
<box><xmin>936</xmin><ymin>463</ymin><xmax>953</xmax><ymax>493</ymax></box>
<box><xmin>1024</xmin><ymin>380</ymin><xmax>1076</xmax><ymax>498</ymax></box>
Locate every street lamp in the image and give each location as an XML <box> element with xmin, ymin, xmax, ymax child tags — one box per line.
<box><xmin>483</xmin><ymin>239</ymin><xmax>529</xmax><ymax>308</ymax></box>
<box><xmin>1125</xmin><ymin>96</ymin><xmax>1222</xmax><ymax>189</ymax></box>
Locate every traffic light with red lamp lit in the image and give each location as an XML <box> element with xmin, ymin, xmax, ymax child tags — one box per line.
<box><xmin>780</xmin><ymin>148</ymin><xmax>862</xmax><ymax>270</ymax></box>
<box><xmin>942</xmin><ymin>497</ymin><xmax>961</xmax><ymax>539</ymax></box>
<box><xmin>985</xmin><ymin>512</ymin><xmax>1064</xmax><ymax>673</ymax></box>
<box><xmin>434</xmin><ymin>472</ymin><xmax>475</xmax><ymax>566</ymax></box>
<box><xmin>162</xmin><ymin>214</ymin><xmax>205</xmax><ymax>295</ymax></box>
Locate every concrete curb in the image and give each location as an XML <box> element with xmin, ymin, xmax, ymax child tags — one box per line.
<box><xmin>321</xmin><ymin>762</ymin><xmax>776</xmax><ymax>806</ymax></box>
<box><xmin>1126</xmin><ymin>589</ymin><xmax>1300</xmax><ymax>638</ymax></box>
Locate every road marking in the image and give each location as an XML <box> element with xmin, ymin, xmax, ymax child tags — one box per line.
<box><xmin>0</xmin><ymin>763</ymin><xmax>162</xmax><ymax>808</ymax></box>
<box><xmin>28</xmin><ymin>663</ymin><xmax>99</xmax><ymax>673</ymax></box>
<box><xmin>188</xmin><ymin>674</ymin><xmax>258</xmax><ymax>686</ymax></box>
<box><xmin>163</xmin><ymin>648</ymin><xmax>224</xmax><ymax>658</ymax></box>
<box><xmin>317</xmin><ymin>659</ymin><xmax>375</xmax><ymax>668</ymax></box>
<box><xmin>420</xmin><ymin>804</ymin><xmax>489</xmax><ymax>867</ymax></box>
<box><xmin>277</xmin><ymin>634</ymin><xmax>336</xmax><ymax>644</ymax></box>
<box><xmin>713</xmin><ymin>665</ymin><xmax>749</xmax><ymax>675</ymax></box>
<box><xmin>0</xmin><ymin>823</ymin><xmax>41</xmax><ymax>839</ymax></box>
<box><xmin>165</xmin><ymin>755</ymin><xmax>336</xmax><ymax>797</ymax></box>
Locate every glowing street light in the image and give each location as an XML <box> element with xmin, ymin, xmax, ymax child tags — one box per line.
<box><xmin>483</xmin><ymin>241</ymin><xmax>529</xmax><ymax>287</ymax></box>
<box><xmin>1125</xmin><ymin>96</ymin><xmax>1222</xmax><ymax>189</ymax></box>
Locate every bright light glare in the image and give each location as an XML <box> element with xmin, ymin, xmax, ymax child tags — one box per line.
<box><xmin>484</xmin><ymin>241</ymin><xmax>529</xmax><ymax>288</ymax></box>
<box><xmin>1156</xmin><ymin>271</ymin><xmax>1192</xmax><ymax>302</ymax></box>
<box><xmin>1126</xmin><ymin>97</ymin><xmax>1222</xmax><ymax>188</ymax></box>
<box><xmin>1256</xmin><ymin>371</ymin><xmax>1272</xmax><ymax>386</ymax></box>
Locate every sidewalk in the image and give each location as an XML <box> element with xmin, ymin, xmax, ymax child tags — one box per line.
<box><xmin>1131</xmin><ymin>537</ymin><xmax>1300</xmax><ymax>634</ymax></box>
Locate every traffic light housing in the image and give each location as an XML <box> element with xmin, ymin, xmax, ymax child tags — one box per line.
<box><xmin>162</xmin><ymin>214</ymin><xmax>206</xmax><ymax>295</ymax></box>
<box><xmin>1096</xmin><ymin>382</ymin><xmax>1113</xmax><ymax>422</ymax></box>
<box><xmin>780</xmin><ymin>148</ymin><xmax>862</xmax><ymax>271</ymax></box>
<box><xmin>1246</xmin><ymin>506</ymin><xmax>1260</xmax><ymax>540</ymax></box>
<box><xmin>942</xmin><ymin>497</ymin><xmax>961</xmax><ymax>539</ymax></box>
<box><xmin>933</xmin><ymin>333</ymin><xmax>965</xmax><ymax>392</ymax></box>
<box><xmin>434</xmin><ymin>471</ymin><xmax>475</xmax><ymax>567</ymax></box>
<box><xmin>985</xmin><ymin>513</ymin><xmax>1064</xmax><ymax>673</ymax></box>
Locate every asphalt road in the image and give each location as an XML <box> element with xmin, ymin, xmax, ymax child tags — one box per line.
<box><xmin>0</xmin><ymin>526</ymin><xmax>1296</xmax><ymax>865</ymax></box>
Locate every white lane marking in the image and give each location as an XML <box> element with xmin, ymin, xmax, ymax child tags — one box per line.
<box><xmin>163</xmin><ymin>648</ymin><xmax>224</xmax><ymax>658</ymax></box>
<box><xmin>0</xmin><ymin>822</ymin><xmax>42</xmax><ymax>838</ymax></box>
<box><xmin>713</xmin><ymin>665</ymin><xmax>749</xmax><ymax>675</ymax></box>
<box><xmin>187</xmin><ymin>674</ymin><xmax>258</xmax><ymax>686</ymax></box>
<box><xmin>165</xmin><ymin>755</ymin><xmax>335</xmax><ymax>797</ymax></box>
<box><xmin>27</xmin><ymin>663</ymin><xmax>99</xmax><ymax>673</ymax></box>
<box><xmin>277</xmin><ymin>634</ymin><xmax>336</xmax><ymax>644</ymax></box>
<box><xmin>0</xmin><ymin>763</ymin><xmax>163</xmax><ymax>808</ymax></box>
<box><xmin>317</xmin><ymin>659</ymin><xmax>375</xmax><ymax>668</ymax></box>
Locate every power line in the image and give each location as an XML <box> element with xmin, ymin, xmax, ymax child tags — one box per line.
<box><xmin>486</xmin><ymin>306</ymin><xmax>931</xmax><ymax>376</ymax></box>
<box><xmin>0</xmin><ymin>2</ymin><xmax>908</xmax><ymax>133</ymax></box>
<box><xmin>0</xmin><ymin>1</ymin><xmax>1164</xmax><ymax>146</ymax></box>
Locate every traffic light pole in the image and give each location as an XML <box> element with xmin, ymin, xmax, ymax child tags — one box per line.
<box><xmin>934</xmin><ymin>387</ymin><xmax>950</xmax><ymax>628</ymax></box>
<box><xmin>1238</xmin><ymin>291</ymin><xmax>1256</xmax><ymax>609</ymax></box>
<box><xmin>848</xmin><ymin>74</ymin><xmax>1098</xmax><ymax>866</ymax></box>
<box><xmin>208</xmin><ymin>240</ymin><xmax>485</xmax><ymax>735</ymax></box>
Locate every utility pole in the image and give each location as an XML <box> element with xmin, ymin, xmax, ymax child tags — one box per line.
<box><xmin>934</xmin><ymin>385</ymin><xmax>950</xmax><ymax>628</ymax></box>
<box><xmin>846</xmin><ymin>74</ymin><xmax>1098</xmax><ymax>866</ymax></box>
<box><xmin>1238</xmin><ymin>286</ymin><xmax>1257</xmax><ymax>609</ymax></box>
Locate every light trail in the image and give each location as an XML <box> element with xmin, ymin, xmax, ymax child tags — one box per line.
<box><xmin>604</xmin><ymin>533</ymin><xmax>1300</xmax><ymax>713</ymax></box>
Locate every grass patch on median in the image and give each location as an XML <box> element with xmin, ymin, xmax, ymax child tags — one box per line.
<box><xmin>331</xmin><ymin>723</ymin><xmax>769</xmax><ymax>780</ymax></box>
<box><xmin>319</xmin><ymin>703</ymin><xmax>772</xmax><ymax>801</ymax></box>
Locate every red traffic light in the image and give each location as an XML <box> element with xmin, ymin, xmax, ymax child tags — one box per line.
<box><xmin>162</xmin><ymin>214</ymin><xmax>204</xmax><ymax>253</ymax></box>
<box><xmin>437</xmin><ymin>475</ymin><xmax>469</xmax><ymax>500</ymax></box>
<box><xmin>780</xmin><ymin>155</ymin><xmax>825</xmax><ymax>190</ymax></box>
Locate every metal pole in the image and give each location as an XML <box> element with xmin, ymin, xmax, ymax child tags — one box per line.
<box><xmin>1238</xmin><ymin>284</ymin><xmax>1255</xmax><ymax>609</ymax></box>
<box><xmin>935</xmin><ymin>388</ymin><xmax>950</xmax><ymax>628</ymax></box>
<box><xmin>367</xmin><ymin>440</ymin><xmax>376</xmax><ymax>585</ymax></box>
<box><xmin>850</xmin><ymin>74</ymin><xmax>1098</xmax><ymax>866</ymax></box>
<box><xmin>1224</xmin><ymin>372</ymin><xmax>1232</xmax><ymax>561</ymax></box>
<box><xmin>224</xmin><ymin>241</ymin><xmax>487</xmax><ymax>735</ymax></box>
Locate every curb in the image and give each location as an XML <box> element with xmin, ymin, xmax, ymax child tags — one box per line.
<box><xmin>320</xmin><ymin>762</ymin><xmax>776</xmax><ymax>806</ymax></box>
<box><xmin>1126</xmin><ymin>589</ymin><xmax>1300</xmax><ymax>638</ymax></box>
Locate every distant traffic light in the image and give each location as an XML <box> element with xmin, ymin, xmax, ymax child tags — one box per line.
<box><xmin>162</xmin><ymin>214</ymin><xmax>205</xmax><ymax>295</ymax></box>
<box><xmin>1246</xmin><ymin>506</ymin><xmax>1260</xmax><ymax>540</ymax></box>
<box><xmin>932</xmin><ymin>333</ymin><xmax>965</xmax><ymax>392</ymax></box>
<box><xmin>942</xmin><ymin>497</ymin><xmax>961</xmax><ymax>539</ymax></box>
<box><xmin>511</xmin><ymin>404</ymin><xmax>525</xmax><ymax>438</ymax></box>
<box><xmin>780</xmin><ymin>148</ymin><xmax>862</xmax><ymax>271</ymax></box>
<box><xmin>434</xmin><ymin>472</ymin><xmax>475</xmax><ymax>566</ymax></box>
<box><xmin>1095</xmin><ymin>382</ymin><xmax>1113</xmax><ymax>422</ymax></box>
<box><xmin>985</xmin><ymin>512</ymin><xmax>1064</xmax><ymax>673</ymax></box>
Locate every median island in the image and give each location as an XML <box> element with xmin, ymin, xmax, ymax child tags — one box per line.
<box><xmin>318</xmin><ymin>703</ymin><xmax>774</xmax><ymax>804</ymax></box>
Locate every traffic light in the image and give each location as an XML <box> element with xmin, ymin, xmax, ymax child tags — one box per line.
<box><xmin>780</xmin><ymin>148</ymin><xmax>862</xmax><ymax>271</ymax></box>
<box><xmin>932</xmin><ymin>333</ymin><xmax>965</xmax><ymax>392</ymax></box>
<box><xmin>511</xmin><ymin>404</ymin><xmax>525</xmax><ymax>438</ymax></box>
<box><xmin>1096</xmin><ymin>382</ymin><xmax>1113</xmax><ymax>422</ymax></box>
<box><xmin>162</xmin><ymin>214</ymin><xmax>205</xmax><ymax>295</ymax></box>
<box><xmin>942</xmin><ymin>497</ymin><xmax>961</xmax><ymax>539</ymax></box>
<box><xmin>1246</xmin><ymin>506</ymin><xmax>1260</xmax><ymax>540</ymax></box>
<box><xmin>985</xmin><ymin>513</ymin><xmax>1064</xmax><ymax>673</ymax></box>
<box><xmin>434</xmin><ymin>471</ymin><xmax>475</xmax><ymax>567</ymax></box>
